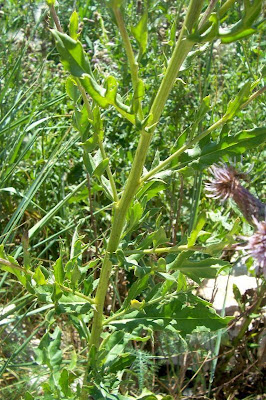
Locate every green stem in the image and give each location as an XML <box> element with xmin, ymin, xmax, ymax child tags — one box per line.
<box><xmin>141</xmin><ymin>84</ymin><xmax>265</xmax><ymax>183</ymax></box>
<box><xmin>112</xmin><ymin>6</ymin><xmax>139</xmax><ymax>91</ymax></box>
<box><xmin>112</xmin><ymin>5</ymin><xmax>143</xmax><ymax>119</ymax></box>
<box><xmin>198</xmin><ymin>0</ymin><xmax>237</xmax><ymax>34</ymax></box>
<box><xmin>98</xmin><ymin>140</ymin><xmax>119</xmax><ymax>202</ymax></box>
<box><xmin>77</xmin><ymin>79</ymin><xmax>119</xmax><ymax>202</ymax></box>
<box><xmin>89</xmin><ymin>129</ymin><xmax>153</xmax><ymax>349</ymax></box>
<box><xmin>140</xmin><ymin>116</ymin><xmax>226</xmax><ymax>183</ymax></box>
<box><xmin>88</xmin><ymin>0</ymin><xmax>205</xmax><ymax>353</ymax></box>
<box><xmin>149</xmin><ymin>0</ymin><xmax>204</xmax><ymax>126</ymax></box>
<box><xmin>125</xmin><ymin>245</ymin><xmax>203</xmax><ymax>255</ymax></box>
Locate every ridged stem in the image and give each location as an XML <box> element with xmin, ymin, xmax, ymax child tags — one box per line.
<box><xmin>88</xmin><ymin>0</ymin><xmax>204</xmax><ymax>351</ymax></box>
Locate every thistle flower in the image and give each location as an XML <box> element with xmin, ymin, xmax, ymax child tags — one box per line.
<box><xmin>205</xmin><ymin>163</ymin><xmax>265</xmax><ymax>224</ymax></box>
<box><xmin>240</xmin><ymin>219</ymin><xmax>266</xmax><ymax>279</ymax></box>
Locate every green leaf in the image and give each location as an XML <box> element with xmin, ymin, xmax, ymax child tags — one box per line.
<box><xmin>80</xmin><ymin>74</ymin><xmax>135</xmax><ymax>124</ymax></box>
<box><xmin>152</xmin><ymin>227</ymin><xmax>168</xmax><ymax>248</ymax></box>
<box><xmin>52</xmin><ymin>282</ymin><xmax>63</xmax><ymax>303</ymax></box>
<box><xmin>136</xmin><ymin>180</ymin><xmax>166</xmax><ymax>201</ymax></box>
<box><xmin>123</xmin><ymin>274</ymin><xmax>150</xmax><ymax>308</ymax></box>
<box><xmin>53</xmin><ymin>257</ymin><xmax>64</xmax><ymax>284</ymax></box>
<box><xmin>82</xmin><ymin>136</ymin><xmax>98</xmax><ymax>153</ymax></box>
<box><xmin>0</xmin><ymin>245</ymin><xmax>27</xmax><ymax>287</ymax></box>
<box><xmin>69</xmin><ymin>10</ymin><xmax>79</xmax><ymax>40</ymax></box>
<box><xmin>224</xmin><ymin>82</ymin><xmax>252</xmax><ymax>121</ymax></box>
<box><xmin>33</xmin><ymin>267</ymin><xmax>47</xmax><ymax>285</ymax></box>
<box><xmin>73</xmin><ymin>104</ymin><xmax>90</xmax><ymax>137</ymax></box>
<box><xmin>80</xmin><ymin>74</ymin><xmax>108</xmax><ymax>107</ymax></box>
<box><xmin>93</xmin><ymin>158</ymin><xmax>109</xmax><ymax>178</ymax></box>
<box><xmin>71</xmin><ymin>264</ymin><xmax>81</xmax><ymax>288</ymax></box>
<box><xmin>36</xmin><ymin>326</ymin><xmax>62</xmax><ymax>371</ymax></box>
<box><xmin>109</xmin><ymin>293</ymin><xmax>231</xmax><ymax>334</ymax></box>
<box><xmin>187</xmin><ymin>213</ymin><xmax>206</xmax><ymax>247</ymax></box>
<box><xmin>50</xmin><ymin>30</ymin><xmax>92</xmax><ymax>77</ymax></box>
<box><xmin>179</xmin><ymin>127</ymin><xmax>266</xmax><ymax>171</ymax></box>
<box><xmin>220</xmin><ymin>0</ymin><xmax>263</xmax><ymax>43</ymax></box>
<box><xmin>126</xmin><ymin>201</ymin><xmax>143</xmax><ymax>234</ymax></box>
<box><xmin>132</xmin><ymin>10</ymin><xmax>148</xmax><ymax>59</ymax></box>
<box><xmin>59</xmin><ymin>368</ymin><xmax>72</xmax><ymax>397</ymax></box>
<box><xmin>168</xmin><ymin>257</ymin><xmax>231</xmax><ymax>283</ymax></box>
<box><xmin>233</xmin><ymin>283</ymin><xmax>244</xmax><ymax>310</ymax></box>
<box><xmin>24</xmin><ymin>392</ymin><xmax>34</xmax><ymax>400</ymax></box>
<box><xmin>65</xmin><ymin>76</ymin><xmax>79</xmax><ymax>102</ymax></box>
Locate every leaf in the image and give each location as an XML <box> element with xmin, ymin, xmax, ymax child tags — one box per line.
<box><xmin>69</xmin><ymin>10</ymin><xmax>79</xmax><ymax>40</ymax></box>
<box><xmin>136</xmin><ymin>180</ymin><xmax>166</xmax><ymax>201</ymax></box>
<box><xmin>123</xmin><ymin>274</ymin><xmax>150</xmax><ymax>308</ymax></box>
<box><xmin>59</xmin><ymin>368</ymin><xmax>72</xmax><ymax>397</ymax></box>
<box><xmin>24</xmin><ymin>392</ymin><xmax>34</xmax><ymax>400</ymax></box>
<box><xmin>125</xmin><ymin>201</ymin><xmax>144</xmax><ymax>234</ymax></box>
<box><xmin>52</xmin><ymin>282</ymin><xmax>63</xmax><ymax>303</ymax></box>
<box><xmin>168</xmin><ymin>257</ymin><xmax>231</xmax><ymax>283</ymax></box>
<box><xmin>50</xmin><ymin>30</ymin><xmax>92</xmax><ymax>77</ymax></box>
<box><xmin>80</xmin><ymin>74</ymin><xmax>135</xmax><ymax>124</ymax></box>
<box><xmin>83</xmin><ymin>150</ymin><xmax>108</xmax><ymax>178</ymax></box>
<box><xmin>0</xmin><ymin>245</ymin><xmax>27</xmax><ymax>287</ymax></box>
<box><xmin>178</xmin><ymin>127</ymin><xmax>266</xmax><ymax>171</ymax></box>
<box><xmin>132</xmin><ymin>10</ymin><xmax>148</xmax><ymax>59</ymax></box>
<box><xmin>187</xmin><ymin>213</ymin><xmax>206</xmax><ymax>246</ymax></box>
<box><xmin>152</xmin><ymin>227</ymin><xmax>168</xmax><ymax>248</ymax></box>
<box><xmin>71</xmin><ymin>264</ymin><xmax>81</xmax><ymax>288</ymax></box>
<box><xmin>53</xmin><ymin>257</ymin><xmax>64</xmax><ymax>284</ymax></box>
<box><xmin>73</xmin><ymin>104</ymin><xmax>90</xmax><ymax>137</ymax></box>
<box><xmin>233</xmin><ymin>283</ymin><xmax>244</xmax><ymax>311</ymax></box>
<box><xmin>33</xmin><ymin>267</ymin><xmax>47</xmax><ymax>285</ymax></box>
<box><xmin>108</xmin><ymin>353</ymin><xmax>136</xmax><ymax>374</ymax></box>
<box><xmin>109</xmin><ymin>293</ymin><xmax>231</xmax><ymax>334</ymax></box>
<box><xmin>220</xmin><ymin>0</ymin><xmax>263</xmax><ymax>43</ymax></box>
<box><xmin>65</xmin><ymin>76</ymin><xmax>79</xmax><ymax>102</ymax></box>
<box><xmin>224</xmin><ymin>82</ymin><xmax>252</xmax><ymax>121</ymax></box>
<box><xmin>36</xmin><ymin>326</ymin><xmax>62</xmax><ymax>371</ymax></box>
<box><xmin>93</xmin><ymin>158</ymin><xmax>109</xmax><ymax>178</ymax></box>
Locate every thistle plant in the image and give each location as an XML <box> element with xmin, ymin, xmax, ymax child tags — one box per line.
<box><xmin>206</xmin><ymin>163</ymin><xmax>266</xmax><ymax>224</ymax></box>
<box><xmin>240</xmin><ymin>219</ymin><xmax>266</xmax><ymax>278</ymax></box>
<box><xmin>0</xmin><ymin>0</ymin><xmax>265</xmax><ymax>398</ymax></box>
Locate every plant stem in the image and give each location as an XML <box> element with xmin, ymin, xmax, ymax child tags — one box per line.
<box><xmin>125</xmin><ymin>245</ymin><xmax>203</xmax><ymax>255</ymax></box>
<box><xmin>77</xmin><ymin>79</ymin><xmax>119</xmax><ymax>202</ymax></box>
<box><xmin>112</xmin><ymin>6</ymin><xmax>139</xmax><ymax>91</ymax></box>
<box><xmin>98</xmin><ymin>140</ymin><xmax>119</xmax><ymax>202</ymax></box>
<box><xmin>140</xmin><ymin>116</ymin><xmax>226</xmax><ymax>183</ymax></box>
<box><xmin>141</xmin><ymin>84</ymin><xmax>265</xmax><ymax>183</ymax></box>
<box><xmin>49</xmin><ymin>4</ymin><xmax>63</xmax><ymax>32</ymax></box>
<box><xmin>89</xmin><ymin>129</ymin><xmax>153</xmax><ymax>349</ymax></box>
<box><xmin>149</xmin><ymin>0</ymin><xmax>204</xmax><ymax>126</ymax></box>
<box><xmin>88</xmin><ymin>0</ymin><xmax>205</xmax><ymax>353</ymax></box>
<box><xmin>112</xmin><ymin>5</ymin><xmax>143</xmax><ymax>119</ymax></box>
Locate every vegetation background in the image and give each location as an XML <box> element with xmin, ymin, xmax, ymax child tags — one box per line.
<box><xmin>0</xmin><ymin>0</ymin><xmax>265</xmax><ymax>399</ymax></box>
